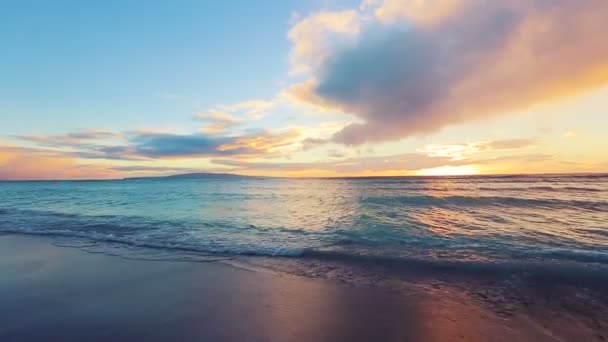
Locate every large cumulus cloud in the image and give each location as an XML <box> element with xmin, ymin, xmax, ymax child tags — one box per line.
<box><xmin>291</xmin><ymin>0</ymin><xmax>608</xmax><ymax>144</ymax></box>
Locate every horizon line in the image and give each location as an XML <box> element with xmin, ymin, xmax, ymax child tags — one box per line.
<box><xmin>1</xmin><ymin>171</ymin><xmax>607</xmax><ymax>182</ymax></box>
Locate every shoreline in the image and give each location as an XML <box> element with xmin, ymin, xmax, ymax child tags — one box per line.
<box><xmin>1</xmin><ymin>234</ymin><xmax>606</xmax><ymax>341</ymax></box>
<box><xmin>4</xmin><ymin>228</ymin><xmax>608</xmax><ymax>289</ymax></box>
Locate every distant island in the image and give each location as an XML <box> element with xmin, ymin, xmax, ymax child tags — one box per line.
<box><xmin>124</xmin><ymin>172</ymin><xmax>255</xmax><ymax>180</ymax></box>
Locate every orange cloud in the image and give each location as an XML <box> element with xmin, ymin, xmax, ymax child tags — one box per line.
<box><xmin>217</xmin><ymin>129</ymin><xmax>303</xmax><ymax>154</ymax></box>
<box><xmin>0</xmin><ymin>145</ymin><xmax>117</xmax><ymax>180</ymax></box>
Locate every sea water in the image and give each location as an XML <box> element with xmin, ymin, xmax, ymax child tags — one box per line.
<box><xmin>1</xmin><ymin>174</ymin><xmax>607</xmax><ymax>280</ymax></box>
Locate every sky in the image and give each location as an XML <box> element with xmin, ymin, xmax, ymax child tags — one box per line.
<box><xmin>1</xmin><ymin>0</ymin><xmax>608</xmax><ymax>179</ymax></box>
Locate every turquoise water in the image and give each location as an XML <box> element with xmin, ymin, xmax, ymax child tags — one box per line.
<box><xmin>1</xmin><ymin>174</ymin><xmax>607</xmax><ymax>274</ymax></box>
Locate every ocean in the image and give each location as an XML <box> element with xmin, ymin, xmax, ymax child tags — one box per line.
<box><xmin>1</xmin><ymin>174</ymin><xmax>607</xmax><ymax>284</ymax></box>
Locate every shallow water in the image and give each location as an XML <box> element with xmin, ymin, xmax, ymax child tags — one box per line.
<box><xmin>1</xmin><ymin>174</ymin><xmax>607</xmax><ymax>279</ymax></box>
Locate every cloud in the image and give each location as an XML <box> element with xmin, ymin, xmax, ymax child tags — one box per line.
<box><xmin>212</xmin><ymin>152</ymin><xmax>459</xmax><ymax>173</ymax></box>
<box><xmin>16</xmin><ymin>131</ymin><xmax>143</xmax><ymax>161</ymax></box>
<box><xmin>0</xmin><ymin>143</ymin><xmax>229</xmax><ymax>180</ymax></box>
<box><xmin>131</xmin><ymin>133</ymin><xmax>252</xmax><ymax>158</ymax></box>
<box><xmin>68</xmin><ymin>145</ymin><xmax>142</xmax><ymax>161</ymax></box>
<box><xmin>289</xmin><ymin>0</ymin><xmax>608</xmax><ymax>144</ymax></box>
<box><xmin>282</xmin><ymin>79</ymin><xmax>345</xmax><ymax>113</ymax></box>
<box><xmin>484</xmin><ymin>138</ymin><xmax>535</xmax><ymax>150</ymax></box>
<box><xmin>470</xmin><ymin>153</ymin><xmax>553</xmax><ymax>165</ymax></box>
<box><xmin>15</xmin><ymin>129</ymin><xmax>123</xmax><ymax>147</ymax></box>
<box><xmin>14</xmin><ymin>127</ymin><xmax>306</xmax><ymax>160</ymax></box>
<box><xmin>196</xmin><ymin>111</ymin><xmax>242</xmax><ymax>134</ymax></box>
<box><xmin>373</xmin><ymin>0</ymin><xmax>462</xmax><ymax>25</ymax></box>
<box><xmin>61</xmin><ymin>130</ymin><xmax>122</xmax><ymax>140</ymax></box>
<box><xmin>0</xmin><ymin>144</ymin><xmax>116</xmax><ymax>180</ymax></box>
<box><xmin>109</xmin><ymin>165</ymin><xmax>207</xmax><ymax>174</ymax></box>
<box><xmin>24</xmin><ymin>129</ymin><xmax>529</xmax><ymax>166</ymax></box>
<box><xmin>288</xmin><ymin>10</ymin><xmax>361</xmax><ymax>74</ymax></box>
<box><xmin>216</xmin><ymin>129</ymin><xmax>303</xmax><ymax>155</ymax></box>
<box><xmin>198</xmin><ymin>99</ymin><xmax>276</xmax><ymax>124</ymax></box>
<box><xmin>418</xmin><ymin>138</ymin><xmax>536</xmax><ymax>160</ymax></box>
<box><xmin>327</xmin><ymin>149</ymin><xmax>347</xmax><ymax>158</ymax></box>
<box><xmin>212</xmin><ymin>149</ymin><xmax>559</xmax><ymax>176</ymax></box>
<box><xmin>218</xmin><ymin>100</ymin><xmax>275</xmax><ymax>120</ymax></box>
<box><xmin>301</xmin><ymin>137</ymin><xmax>329</xmax><ymax>150</ymax></box>
<box><xmin>131</xmin><ymin>129</ymin><xmax>303</xmax><ymax>159</ymax></box>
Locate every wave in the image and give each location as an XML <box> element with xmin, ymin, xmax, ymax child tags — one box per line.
<box><xmin>296</xmin><ymin>250</ymin><xmax>608</xmax><ymax>289</ymax></box>
<box><xmin>303</xmin><ymin>247</ymin><xmax>608</xmax><ymax>269</ymax></box>
<box><xmin>0</xmin><ymin>207</ymin><xmax>324</xmax><ymax>240</ymax></box>
<box><xmin>478</xmin><ymin>186</ymin><xmax>604</xmax><ymax>192</ymax></box>
<box><xmin>478</xmin><ymin>186</ymin><xmax>552</xmax><ymax>191</ymax></box>
<box><xmin>2</xmin><ymin>222</ymin><xmax>608</xmax><ymax>264</ymax></box>
<box><xmin>0</xmin><ymin>227</ymin><xmax>307</xmax><ymax>257</ymax></box>
<box><xmin>2</xmin><ymin>226</ymin><xmax>608</xmax><ymax>288</ymax></box>
<box><xmin>1</xmin><ymin>206</ymin><xmax>606</xmax><ymax>262</ymax></box>
<box><xmin>362</xmin><ymin>174</ymin><xmax>608</xmax><ymax>184</ymax></box>
<box><xmin>370</xmin><ymin>186</ymin><xmax>605</xmax><ymax>193</ymax></box>
<box><xmin>10</xmin><ymin>226</ymin><xmax>607</xmax><ymax>287</ymax></box>
<box><xmin>361</xmin><ymin>195</ymin><xmax>607</xmax><ymax>210</ymax></box>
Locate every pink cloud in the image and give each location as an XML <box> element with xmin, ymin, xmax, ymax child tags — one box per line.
<box><xmin>290</xmin><ymin>0</ymin><xmax>608</xmax><ymax>144</ymax></box>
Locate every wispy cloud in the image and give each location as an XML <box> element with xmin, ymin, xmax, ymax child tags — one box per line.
<box><xmin>15</xmin><ymin>129</ymin><xmax>123</xmax><ymax>147</ymax></box>
<box><xmin>16</xmin><ymin>131</ymin><xmax>142</xmax><ymax>161</ymax></box>
<box><xmin>196</xmin><ymin>111</ymin><xmax>243</xmax><ymax>134</ymax></box>
<box><xmin>484</xmin><ymin>139</ymin><xmax>536</xmax><ymax>150</ymax></box>
<box><xmin>15</xmin><ymin>128</ymin><xmax>306</xmax><ymax>160</ymax></box>
<box><xmin>418</xmin><ymin>139</ymin><xmax>536</xmax><ymax>160</ymax></box>
<box><xmin>197</xmin><ymin>99</ymin><xmax>276</xmax><ymax>124</ymax></box>
<box><xmin>212</xmin><ymin>152</ymin><xmax>459</xmax><ymax>173</ymax></box>
<box><xmin>0</xmin><ymin>144</ymin><xmax>117</xmax><ymax>180</ymax></box>
<box><xmin>212</xmin><ymin>150</ymin><xmax>560</xmax><ymax>176</ymax></box>
<box><xmin>218</xmin><ymin>100</ymin><xmax>275</xmax><ymax>120</ymax></box>
<box><xmin>109</xmin><ymin>165</ymin><xmax>205</xmax><ymax>173</ymax></box>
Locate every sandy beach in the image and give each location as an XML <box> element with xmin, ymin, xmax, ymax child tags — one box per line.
<box><xmin>1</xmin><ymin>234</ymin><xmax>605</xmax><ymax>342</ymax></box>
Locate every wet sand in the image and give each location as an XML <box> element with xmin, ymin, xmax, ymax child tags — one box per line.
<box><xmin>0</xmin><ymin>235</ymin><xmax>605</xmax><ymax>341</ymax></box>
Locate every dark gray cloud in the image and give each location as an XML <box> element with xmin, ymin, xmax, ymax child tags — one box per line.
<box><xmin>294</xmin><ymin>0</ymin><xmax>608</xmax><ymax>144</ymax></box>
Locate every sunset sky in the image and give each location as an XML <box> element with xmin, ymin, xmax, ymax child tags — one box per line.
<box><xmin>1</xmin><ymin>0</ymin><xmax>607</xmax><ymax>179</ymax></box>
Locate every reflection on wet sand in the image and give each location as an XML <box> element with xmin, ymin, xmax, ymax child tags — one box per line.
<box><xmin>1</xmin><ymin>235</ymin><xmax>606</xmax><ymax>342</ymax></box>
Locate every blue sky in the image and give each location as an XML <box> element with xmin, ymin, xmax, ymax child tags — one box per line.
<box><xmin>1</xmin><ymin>0</ymin><xmax>608</xmax><ymax>179</ymax></box>
<box><xmin>1</xmin><ymin>1</ymin><xmax>302</xmax><ymax>133</ymax></box>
